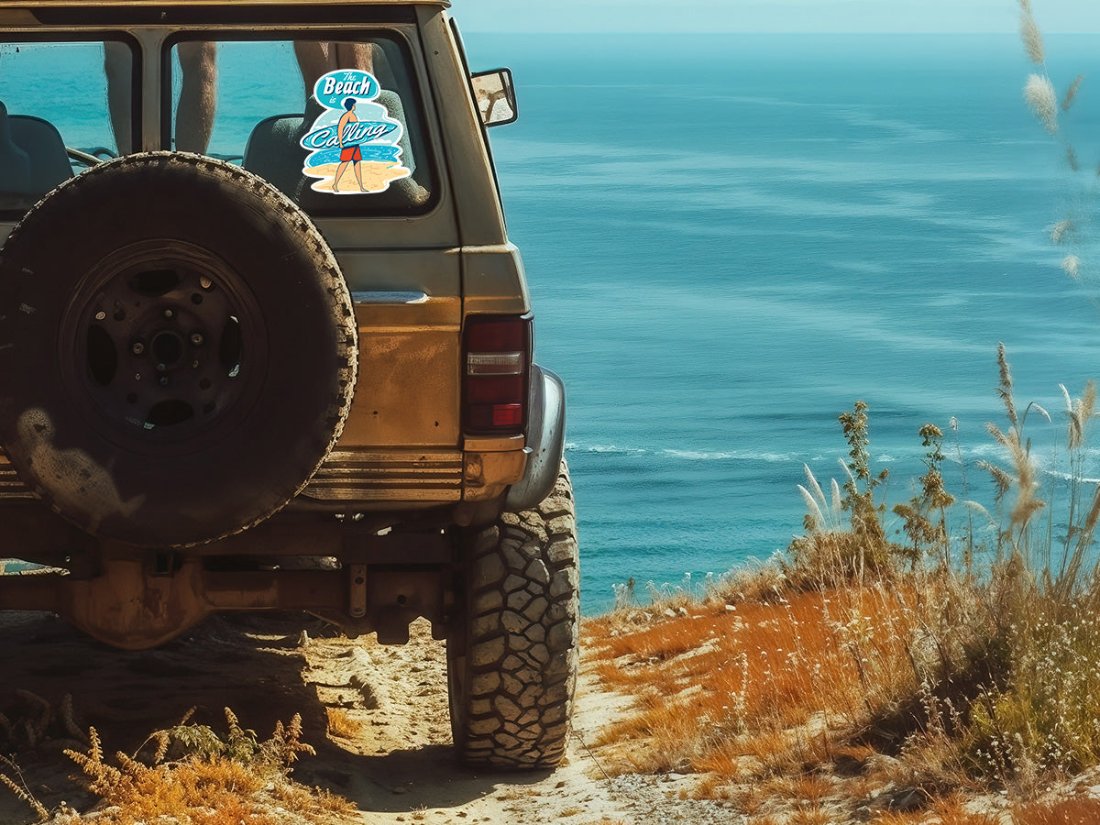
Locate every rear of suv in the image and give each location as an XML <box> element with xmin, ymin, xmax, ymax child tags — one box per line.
<box><xmin>0</xmin><ymin>0</ymin><xmax>576</xmax><ymax>769</ymax></box>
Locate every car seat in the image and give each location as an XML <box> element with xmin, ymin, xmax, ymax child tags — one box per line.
<box><xmin>0</xmin><ymin>102</ymin><xmax>73</xmax><ymax>196</ymax></box>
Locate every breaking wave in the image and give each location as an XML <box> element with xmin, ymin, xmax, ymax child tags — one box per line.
<box><xmin>564</xmin><ymin>442</ymin><xmax>798</xmax><ymax>463</ymax></box>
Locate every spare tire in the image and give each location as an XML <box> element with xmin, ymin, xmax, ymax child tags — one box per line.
<box><xmin>0</xmin><ymin>152</ymin><xmax>357</xmax><ymax>547</ymax></box>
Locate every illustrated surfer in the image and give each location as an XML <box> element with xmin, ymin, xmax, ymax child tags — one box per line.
<box><xmin>300</xmin><ymin>69</ymin><xmax>410</xmax><ymax>195</ymax></box>
<box><xmin>333</xmin><ymin>97</ymin><xmax>368</xmax><ymax>193</ymax></box>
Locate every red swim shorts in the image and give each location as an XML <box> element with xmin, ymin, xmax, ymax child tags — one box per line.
<box><xmin>340</xmin><ymin>145</ymin><xmax>363</xmax><ymax>163</ymax></box>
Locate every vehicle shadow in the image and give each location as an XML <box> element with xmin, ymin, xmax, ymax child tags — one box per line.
<box><xmin>0</xmin><ymin>611</ymin><xmax>549</xmax><ymax>823</ymax></box>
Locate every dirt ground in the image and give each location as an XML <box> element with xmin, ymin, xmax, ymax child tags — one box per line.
<box><xmin>0</xmin><ymin>612</ymin><xmax>733</xmax><ymax>825</ymax></box>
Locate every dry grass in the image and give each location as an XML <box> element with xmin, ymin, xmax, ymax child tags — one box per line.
<box><xmin>591</xmin><ymin>575</ymin><xmax>986</xmax><ymax>783</ymax></box>
<box><xmin>1016</xmin><ymin>797</ymin><xmax>1100</xmax><ymax>824</ymax></box>
<box><xmin>591</xmin><ymin>363</ymin><xmax>1100</xmax><ymax>820</ymax></box>
<box><xmin>870</xmin><ymin>796</ymin><xmax>1001</xmax><ymax>824</ymax></box>
<box><xmin>54</xmin><ymin>709</ymin><xmax>356</xmax><ymax>825</ymax></box>
<box><xmin>1022</xmin><ymin>1</ymin><xmax>1096</xmax><ymax>282</ymax></box>
<box><xmin>0</xmin><ymin>754</ymin><xmax>47</xmax><ymax>822</ymax></box>
<box><xmin>325</xmin><ymin>707</ymin><xmax>363</xmax><ymax>740</ymax></box>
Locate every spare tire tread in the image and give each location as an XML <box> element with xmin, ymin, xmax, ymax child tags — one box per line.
<box><xmin>0</xmin><ymin>152</ymin><xmax>358</xmax><ymax>546</ymax></box>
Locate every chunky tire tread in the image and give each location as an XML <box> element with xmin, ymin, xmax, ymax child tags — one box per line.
<box><xmin>449</xmin><ymin>462</ymin><xmax>579</xmax><ymax>769</ymax></box>
<box><xmin>0</xmin><ymin>152</ymin><xmax>358</xmax><ymax>546</ymax></box>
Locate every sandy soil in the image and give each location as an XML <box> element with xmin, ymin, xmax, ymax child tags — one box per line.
<box><xmin>303</xmin><ymin>162</ymin><xmax>410</xmax><ymax>194</ymax></box>
<box><xmin>0</xmin><ymin>612</ymin><xmax>733</xmax><ymax>825</ymax></box>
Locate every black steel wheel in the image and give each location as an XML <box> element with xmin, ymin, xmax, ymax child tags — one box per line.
<box><xmin>0</xmin><ymin>152</ymin><xmax>357</xmax><ymax>546</ymax></box>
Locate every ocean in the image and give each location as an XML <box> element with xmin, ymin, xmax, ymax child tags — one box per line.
<box><xmin>462</xmin><ymin>33</ymin><xmax>1100</xmax><ymax>611</ymax></box>
<box><xmin>6</xmin><ymin>32</ymin><xmax>1100</xmax><ymax>614</ymax></box>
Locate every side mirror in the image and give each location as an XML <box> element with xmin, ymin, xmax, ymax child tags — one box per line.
<box><xmin>471</xmin><ymin>68</ymin><xmax>518</xmax><ymax>127</ymax></box>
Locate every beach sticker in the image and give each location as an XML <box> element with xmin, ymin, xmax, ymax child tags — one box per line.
<box><xmin>300</xmin><ymin>70</ymin><xmax>412</xmax><ymax>195</ymax></box>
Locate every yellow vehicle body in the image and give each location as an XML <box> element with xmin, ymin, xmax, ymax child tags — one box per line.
<box><xmin>0</xmin><ymin>0</ymin><xmax>566</xmax><ymax>648</ymax></box>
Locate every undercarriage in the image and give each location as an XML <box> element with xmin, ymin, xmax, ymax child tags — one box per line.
<box><xmin>0</xmin><ymin>504</ymin><xmax>460</xmax><ymax>650</ymax></box>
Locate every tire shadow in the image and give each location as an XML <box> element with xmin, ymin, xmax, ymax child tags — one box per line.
<box><xmin>0</xmin><ymin>611</ymin><xmax>547</xmax><ymax>823</ymax></box>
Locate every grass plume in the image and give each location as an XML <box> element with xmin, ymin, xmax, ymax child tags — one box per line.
<box><xmin>1061</xmin><ymin>74</ymin><xmax>1084</xmax><ymax>111</ymax></box>
<box><xmin>1025</xmin><ymin>74</ymin><xmax>1059</xmax><ymax>135</ymax></box>
<box><xmin>1061</xmin><ymin>254</ymin><xmax>1081</xmax><ymax>280</ymax></box>
<box><xmin>1020</xmin><ymin>0</ymin><xmax>1046</xmax><ymax>65</ymax></box>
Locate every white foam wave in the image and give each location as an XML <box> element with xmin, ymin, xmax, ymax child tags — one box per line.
<box><xmin>1042</xmin><ymin>469</ymin><xmax>1100</xmax><ymax>484</ymax></box>
<box><xmin>563</xmin><ymin>443</ymin><xmax>796</xmax><ymax>463</ymax></box>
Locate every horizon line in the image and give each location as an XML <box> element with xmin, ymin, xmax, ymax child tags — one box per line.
<box><xmin>462</xmin><ymin>29</ymin><xmax>1098</xmax><ymax>36</ymax></box>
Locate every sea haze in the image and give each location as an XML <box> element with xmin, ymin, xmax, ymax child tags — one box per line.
<box><xmin>462</xmin><ymin>33</ymin><xmax>1100</xmax><ymax>611</ymax></box>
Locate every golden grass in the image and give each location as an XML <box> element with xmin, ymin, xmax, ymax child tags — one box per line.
<box><xmin>66</xmin><ymin>754</ymin><xmax>273</xmax><ymax>825</ymax></box>
<box><xmin>587</xmin><ymin>370</ymin><xmax>1100</xmax><ymax>823</ymax></box>
<box><xmin>1015</xmin><ymin>797</ymin><xmax>1100</xmax><ymax>824</ymax></box>
<box><xmin>58</xmin><ymin>710</ymin><xmax>356</xmax><ymax>825</ymax></box>
<box><xmin>788</xmin><ymin>806</ymin><xmax>833</xmax><ymax>825</ymax></box>
<box><xmin>325</xmin><ymin>707</ymin><xmax>363</xmax><ymax>740</ymax></box>
<box><xmin>590</xmin><ymin>580</ymin><xmax>960</xmax><ymax>781</ymax></box>
<box><xmin>269</xmin><ymin>780</ymin><xmax>358</xmax><ymax>819</ymax></box>
<box><xmin>870</xmin><ymin>799</ymin><xmax>1001</xmax><ymax>825</ymax></box>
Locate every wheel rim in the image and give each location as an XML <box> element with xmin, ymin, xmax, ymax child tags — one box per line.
<box><xmin>60</xmin><ymin>239</ymin><xmax>268</xmax><ymax>450</ymax></box>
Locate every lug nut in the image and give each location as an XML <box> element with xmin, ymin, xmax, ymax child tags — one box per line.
<box><xmin>131</xmin><ymin>342</ymin><xmax>145</xmax><ymax>356</ymax></box>
<box><xmin>200</xmin><ymin>276</ymin><xmax>213</xmax><ymax>290</ymax></box>
<box><xmin>159</xmin><ymin>376</ymin><xmax>169</xmax><ymax>387</ymax></box>
<box><xmin>156</xmin><ymin>363</ymin><xmax>167</xmax><ymax>373</ymax></box>
<box><xmin>190</xmin><ymin>333</ymin><xmax>204</xmax><ymax>346</ymax></box>
<box><xmin>163</xmin><ymin>309</ymin><xmax>175</xmax><ymax>320</ymax></box>
<box><xmin>94</xmin><ymin>311</ymin><xmax>106</xmax><ymax>321</ymax></box>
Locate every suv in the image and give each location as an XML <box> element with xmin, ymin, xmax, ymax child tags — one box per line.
<box><xmin>0</xmin><ymin>0</ymin><xmax>576</xmax><ymax>769</ymax></box>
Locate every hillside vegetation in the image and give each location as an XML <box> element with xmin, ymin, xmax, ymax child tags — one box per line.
<box><xmin>588</xmin><ymin>347</ymin><xmax>1100</xmax><ymax>823</ymax></box>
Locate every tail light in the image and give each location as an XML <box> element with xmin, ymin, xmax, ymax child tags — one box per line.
<box><xmin>463</xmin><ymin>315</ymin><xmax>531</xmax><ymax>434</ymax></box>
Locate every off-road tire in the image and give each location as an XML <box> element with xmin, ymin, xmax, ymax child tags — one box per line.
<box><xmin>0</xmin><ymin>152</ymin><xmax>357</xmax><ymax>547</ymax></box>
<box><xmin>447</xmin><ymin>462</ymin><xmax>579</xmax><ymax>769</ymax></box>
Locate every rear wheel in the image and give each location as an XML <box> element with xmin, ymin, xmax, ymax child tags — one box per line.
<box><xmin>447</xmin><ymin>462</ymin><xmax>579</xmax><ymax>768</ymax></box>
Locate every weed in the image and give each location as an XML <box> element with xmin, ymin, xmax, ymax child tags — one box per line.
<box><xmin>0</xmin><ymin>755</ymin><xmax>47</xmax><ymax>821</ymax></box>
<box><xmin>590</xmin><ymin>350</ymin><xmax>1100</xmax><ymax>818</ymax></box>
<box><xmin>786</xmin><ymin>401</ymin><xmax>901</xmax><ymax>587</ymax></box>
<box><xmin>60</xmin><ymin>707</ymin><xmax>342</xmax><ymax>825</ymax></box>
<box><xmin>893</xmin><ymin>423</ymin><xmax>955</xmax><ymax>569</ymax></box>
<box><xmin>325</xmin><ymin>707</ymin><xmax>363</xmax><ymax>739</ymax></box>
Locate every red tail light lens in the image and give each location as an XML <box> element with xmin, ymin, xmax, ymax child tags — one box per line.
<box><xmin>463</xmin><ymin>315</ymin><xmax>531</xmax><ymax>434</ymax></box>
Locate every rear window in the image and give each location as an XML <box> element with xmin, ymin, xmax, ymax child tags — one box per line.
<box><xmin>166</xmin><ymin>35</ymin><xmax>435</xmax><ymax>216</ymax></box>
<box><xmin>0</xmin><ymin>39</ymin><xmax>137</xmax><ymax>213</ymax></box>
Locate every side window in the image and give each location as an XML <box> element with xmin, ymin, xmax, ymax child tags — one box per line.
<box><xmin>0</xmin><ymin>40</ymin><xmax>135</xmax><ymax>212</ymax></box>
<box><xmin>168</xmin><ymin>36</ymin><xmax>434</xmax><ymax>215</ymax></box>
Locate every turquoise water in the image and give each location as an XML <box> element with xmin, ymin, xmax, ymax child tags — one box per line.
<box><xmin>6</xmin><ymin>33</ymin><xmax>1100</xmax><ymax>612</ymax></box>
<box><xmin>463</xmin><ymin>33</ymin><xmax>1100</xmax><ymax>611</ymax></box>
